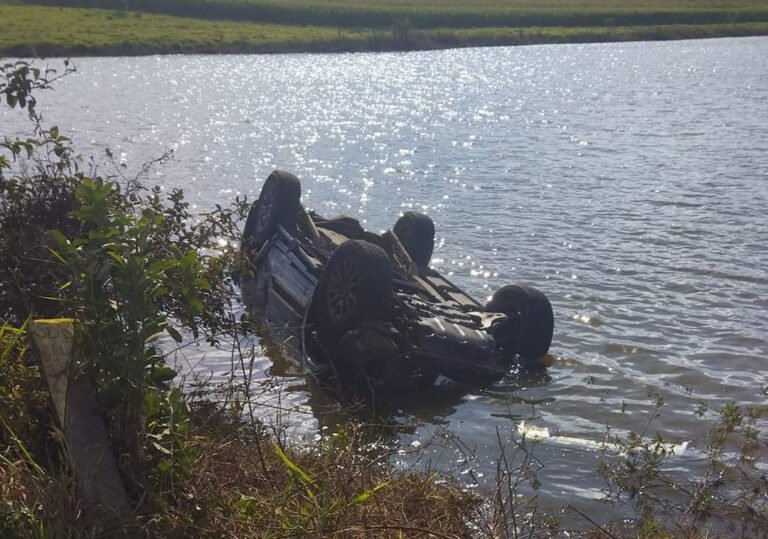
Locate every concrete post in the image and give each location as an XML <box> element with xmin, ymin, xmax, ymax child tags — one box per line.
<box><xmin>30</xmin><ymin>319</ymin><xmax>136</xmax><ymax>537</ymax></box>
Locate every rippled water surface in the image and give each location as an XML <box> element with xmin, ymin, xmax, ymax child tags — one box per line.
<box><xmin>5</xmin><ymin>37</ymin><xmax>768</xmax><ymax>516</ymax></box>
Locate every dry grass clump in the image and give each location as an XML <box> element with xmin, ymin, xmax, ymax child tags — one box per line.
<box><xmin>0</xmin><ymin>319</ymin><xmax>480</xmax><ymax>538</ymax></box>
<box><xmin>144</xmin><ymin>405</ymin><xmax>481</xmax><ymax>538</ymax></box>
<box><xmin>0</xmin><ymin>459</ymin><xmax>81</xmax><ymax>539</ymax></box>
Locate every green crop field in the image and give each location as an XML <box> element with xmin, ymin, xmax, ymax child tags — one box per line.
<box><xmin>0</xmin><ymin>5</ymin><xmax>374</xmax><ymax>55</ymax></box>
<box><xmin>25</xmin><ymin>0</ymin><xmax>768</xmax><ymax>29</ymax></box>
<box><xmin>2</xmin><ymin>0</ymin><xmax>767</xmax><ymax>56</ymax></box>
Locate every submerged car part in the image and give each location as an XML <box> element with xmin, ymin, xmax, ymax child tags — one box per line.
<box><xmin>241</xmin><ymin>170</ymin><xmax>555</xmax><ymax>395</ymax></box>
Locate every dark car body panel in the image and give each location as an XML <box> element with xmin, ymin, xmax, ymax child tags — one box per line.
<box><xmin>241</xmin><ymin>178</ymin><xmax>552</xmax><ymax>393</ymax></box>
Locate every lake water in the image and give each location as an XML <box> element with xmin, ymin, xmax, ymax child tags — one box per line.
<box><xmin>3</xmin><ymin>36</ymin><xmax>767</xmax><ymax>522</ymax></box>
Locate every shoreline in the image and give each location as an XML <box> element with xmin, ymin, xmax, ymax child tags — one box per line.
<box><xmin>5</xmin><ymin>29</ymin><xmax>768</xmax><ymax>58</ymax></box>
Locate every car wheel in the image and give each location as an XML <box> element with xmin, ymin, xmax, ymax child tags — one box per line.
<box><xmin>486</xmin><ymin>285</ymin><xmax>554</xmax><ymax>360</ymax></box>
<box><xmin>314</xmin><ymin>240</ymin><xmax>393</xmax><ymax>346</ymax></box>
<box><xmin>393</xmin><ymin>211</ymin><xmax>435</xmax><ymax>266</ymax></box>
<box><xmin>335</xmin><ymin>326</ymin><xmax>399</xmax><ymax>394</ymax></box>
<box><xmin>242</xmin><ymin>170</ymin><xmax>301</xmax><ymax>253</ymax></box>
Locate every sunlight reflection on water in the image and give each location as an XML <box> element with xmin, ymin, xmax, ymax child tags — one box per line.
<box><xmin>3</xmin><ymin>36</ymin><xmax>767</xmax><ymax>514</ymax></box>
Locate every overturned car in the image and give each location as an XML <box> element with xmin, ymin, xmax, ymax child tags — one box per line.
<box><xmin>241</xmin><ymin>170</ymin><xmax>554</xmax><ymax>394</ymax></box>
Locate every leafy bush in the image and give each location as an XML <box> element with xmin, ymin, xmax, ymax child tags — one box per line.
<box><xmin>48</xmin><ymin>174</ymin><xmax>248</xmax><ymax>493</ymax></box>
<box><xmin>1</xmin><ymin>59</ymin><xmax>249</xmax><ymax>500</ymax></box>
<box><xmin>1</xmin><ymin>62</ymin><xmax>81</xmax><ymax>324</ymax></box>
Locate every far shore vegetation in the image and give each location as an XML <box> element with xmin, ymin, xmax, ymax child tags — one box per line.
<box><xmin>1</xmin><ymin>0</ymin><xmax>768</xmax><ymax>56</ymax></box>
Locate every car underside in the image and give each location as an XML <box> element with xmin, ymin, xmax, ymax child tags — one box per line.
<box><xmin>241</xmin><ymin>170</ymin><xmax>554</xmax><ymax>396</ymax></box>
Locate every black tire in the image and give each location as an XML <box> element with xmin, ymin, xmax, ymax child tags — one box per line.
<box><xmin>242</xmin><ymin>170</ymin><xmax>301</xmax><ymax>253</ymax></box>
<box><xmin>313</xmin><ymin>240</ymin><xmax>393</xmax><ymax>346</ymax></box>
<box><xmin>334</xmin><ymin>326</ymin><xmax>399</xmax><ymax>394</ymax></box>
<box><xmin>486</xmin><ymin>285</ymin><xmax>554</xmax><ymax>360</ymax></box>
<box><xmin>393</xmin><ymin>211</ymin><xmax>435</xmax><ymax>266</ymax></box>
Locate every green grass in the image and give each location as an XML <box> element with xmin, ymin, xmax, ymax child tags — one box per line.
<box><xmin>27</xmin><ymin>0</ymin><xmax>768</xmax><ymax>30</ymax></box>
<box><xmin>432</xmin><ymin>21</ymin><xmax>768</xmax><ymax>44</ymax></box>
<box><xmin>2</xmin><ymin>4</ymin><xmax>768</xmax><ymax>56</ymax></box>
<box><xmin>0</xmin><ymin>5</ymin><xmax>373</xmax><ymax>55</ymax></box>
<box><xmin>4</xmin><ymin>0</ymin><xmax>768</xmax><ymax>56</ymax></box>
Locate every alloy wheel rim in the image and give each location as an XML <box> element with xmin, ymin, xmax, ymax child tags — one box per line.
<box><xmin>327</xmin><ymin>258</ymin><xmax>361</xmax><ymax>320</ymax></box>
<box><xmin>256</xmin><ymin>180</ymin><xmax>276</xmax><ymax>235</ymax></box>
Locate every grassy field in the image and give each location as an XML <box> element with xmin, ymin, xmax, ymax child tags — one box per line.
<box><xmin>0</xmin><ymin>5</ymin><xmax>373</xmax><ymax>55</ymax></box>
<box><xmin>2</xmin><ymin>4</ymin><xmax>768</xmax><ymax>56</ymax></box>
<box><xmin>25</xmin><ymin>0</ymin><xmax>768</xmax><ymax>29</ymax></box>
